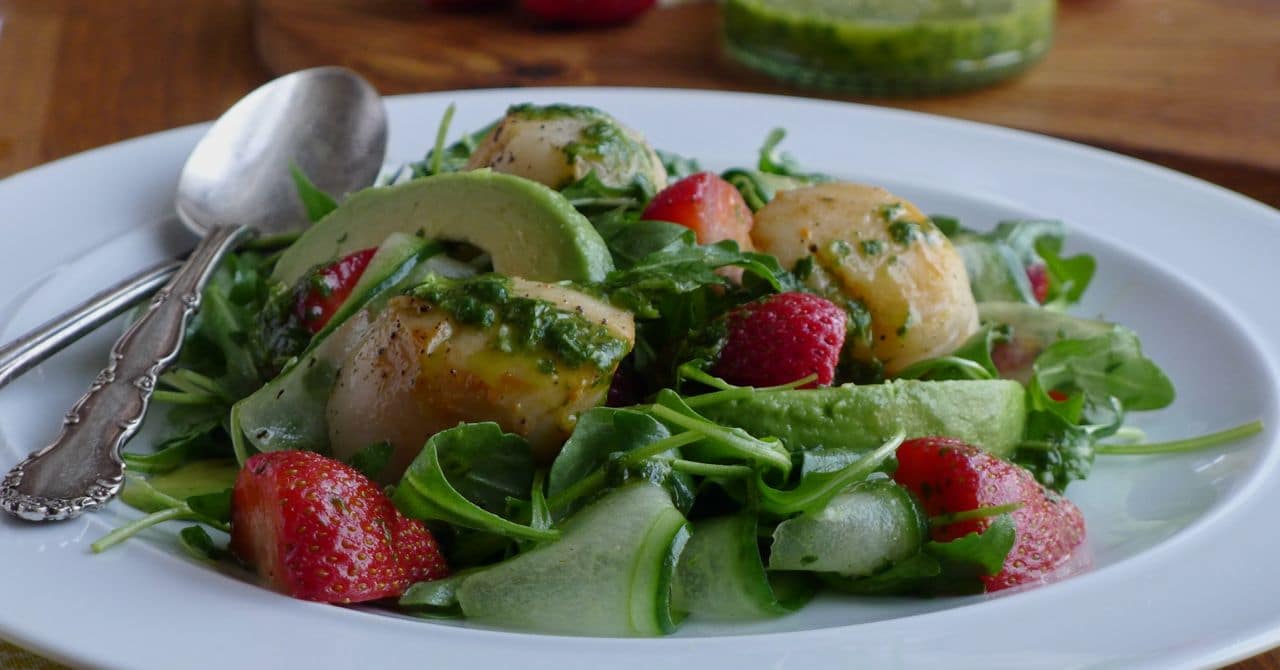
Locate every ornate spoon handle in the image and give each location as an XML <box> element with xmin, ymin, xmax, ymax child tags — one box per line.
<box><xmin>0</xmin><ymin>223</ymin><xmax>251</xmax><ymax>521</ymax></box>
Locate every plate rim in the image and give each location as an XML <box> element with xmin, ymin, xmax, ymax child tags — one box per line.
<box><xmin>1</xmin><ymin>86</ymin><xmax>1278</xmax><ymax>670</ymax></box>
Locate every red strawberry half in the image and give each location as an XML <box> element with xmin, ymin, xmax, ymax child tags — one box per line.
<box><xmin>295</xmin><ymin>247</ymin><xmax>378</xmax><ymax>334</ymax></box>
<box><xmin>892</xmin><ymin>437</ymin><xmax>1086</xmax><ymax>591</ymax></box>
<box><xmin>642</xmin><ymin>172</ymin><xmax>755</xmax><ymax>251</ymax></box>
<box><xmin>231</xmin><ymin>450</ymin><xmax>447</xmax><ymax>603</ymax></box>
<box><xmin>1026</xmin><ymin>263</ymin><xmax>1049</xmax><ymax>304</ymax></box>
<box><xmin>711</xmin><ymin>292</ymin><xmax>846</xmax><ymax>389</ymax></box>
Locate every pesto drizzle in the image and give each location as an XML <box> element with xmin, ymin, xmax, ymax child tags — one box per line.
<box><xmin>409</xmin><ymin>274</ymin><xmax>629</xmax><ymax>374</ymax></box>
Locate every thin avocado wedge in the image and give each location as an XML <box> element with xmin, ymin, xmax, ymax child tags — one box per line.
<box><xmin>698</xmin><ymin>379</ymin><xmax>1025</xmax><ymax>458</ymax></box>
<box><xmin>457</xmin><ymin>482</ymin><xmax>689</xmax><ymax>637</ymax></box>
<box><xmin>271</xmin><ymin>170</ymin><xmax>614</xmax><ymax>287</ymax></box>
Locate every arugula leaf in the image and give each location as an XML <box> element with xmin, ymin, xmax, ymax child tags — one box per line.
<box><xmin>1014</xmin><ymin>410</ymin><xmax>1098</xmax><ymax>491</ymax></box>
<box><xmin>717</xmin><ymin>129</ymin><xmax>830</xmax><ymax>212</ymax></box>
<box><xmin>403</xmin><ymin>118</ymin><xmax>496</xmax><ymax>179</ymax></box>
<box><xmin>596</xmin><ymin>219</ymin><xmax>694</xmax><ymax>269</ymax></box>
<box><xmin>601</xmin><ymin>234</ymin><xmax>800</xmax><ymax>393</ymax></box>
<box><xmin>948</xmin><ymin>219</ymin><xmax>1096</xmax><ymax>307</ymax></box>
<box><xmin>94</xmin><ymin>473</ymin><xmax>232</xmax><ymax>553</ymax></box>
<box><xmin>924</xmin><ymin>515</ymin><xmax>1015</xmax><ymax>579</ymax></box>
<box><xmin>998</xmin><ymin>315</ymin><xmax>1171</xmax><ymax>491</ymax></box>
<box><xmin>429</xmin><ymin>104</ymin><xmax>457</xmax><ymax>176</ymax></box>
<box><xmin>167</xmin><ymin>249</ymin><xmax>306</xmax><ymax>404</ymax></box>
<box><xmin>894</xmin><ymin>325</ymin><xmax>1009</xmax><ymax>382</ymax></box>
<box><xmin>952</xmin><ymin>234</ymin><xmax>1036</xmax><ymax>303</ymax></box>
<box><xmin>1036</xmin><ymin>236</ymin><xmax>1096</xmax><ymax>307</ymax></box>
<box><xmin>186</xmin><ymin>490</ymin><xmax>233</xmax><ymax>525</ymax></box>
<box><xmin>755</xmin><ymin>432</ymin><xmax>903</xmax><ymax>516</ymax></box>
<box><xmin>928</xmin><ymin>215</ymin><xmax>964</xmax><ymax>237</ymax></box>
<box><xmin>348</xmin><ymin>440</ymin><xmax>394</xmax><ymax>481</ymax></box>
<box><xmin>528</xmin><ymin>470</ymin><xmax>553</xmax><ymax>534</ymax></box>
<box><xmin>145</xmin><ymin>459</ymin><xmax>240</xmax><ymax>501</ymax></box>
<box><xmin>757</xmin><ymin>128</ymin><xmax>828</xmax><ymax>181</ymax></box>
<box><xmin>545</xmin><ymin>407</ymin><xmax>699</xmax><ymax>515</ymax></box>
<box><xmin>1033</xmin><ymin>328</ymin><xmax>1175</xmax><ymax>413</ymax></box>
<box><xmin>560</xmin><ymin>171</ymin><xmax>652</xmax><ymax>213</ymax></box>
<box><xmin>1096</xmin><ymin>420</ymin><xmax>1264</xmax><ymax>456</ymax></box>
<box><xmin>604</xmin><ymin>456</ymin><xmax>697</xmax><ymax>516</ymax></box>
<box><xmin>178</xmin><ymin>526</ymin><xmax>229</xmax><ymax>562</ymax></box>
<box><xmin>289</xmin><ymin>164</ymin><xmax>338</xmax><ymax>223</ymax></box>
<box><xmin>657</xmin><ymin>149</ymin><xmax>701</xmax><ymax>180</ymax></box>
<box><xmin>119</xmin><ymin>472</ymin><xmax>189</xmax><ymax>514</ymax></box>
<box><xmin>721</xmin><ymin>170</ymin><xmax>821</xmax><ymax>212</ymax></box>
<box><xmin>399</xmin><ymin>570</ymin><xmax>480</xmax><ymax>615</ymax></box>
<box><xmin>393</xmin><ymin>423</ymin><xmax>557</xmax><ymax>542</ymax></box>
<box><xmin>605</xmin><ymin>239</ymin><xmax>791</xmax><ymax>316</ymax></box>
<box><xmin>651</xmin><ymin>390</ymin><xmax>792</xmax><ymax>476</ymax></box>
<box><xmin>122</xmin><ymin>419</ymin><xmax>224</xmax><ymax>474</ymax></box>
<box><xmin>548</xmin><ymin>408</ymin><xmax>672</xmax><ymax>500</ymax></box>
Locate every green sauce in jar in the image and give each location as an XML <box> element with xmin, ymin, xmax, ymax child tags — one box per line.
<box><xmin>723</xmin><ymin>0</ymin><xmax>1056</xmax><ymax>96</ymax></box>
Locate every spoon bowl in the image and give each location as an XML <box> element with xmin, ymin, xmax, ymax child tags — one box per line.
<box><xmin>177</xmin><ymin>66</ymin><xmax>386</xmax><ymax>236</ymax></box>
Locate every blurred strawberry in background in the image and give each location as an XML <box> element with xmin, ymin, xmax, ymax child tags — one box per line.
<box><xmin>423</xmin><ymin>0</ymin><xmax>511</xmax><ymax>10</ymax></box>
<box><xmin>521</xmin><ymin>0</ymin><xmax>657</xmax><ymax>25</ymax></box>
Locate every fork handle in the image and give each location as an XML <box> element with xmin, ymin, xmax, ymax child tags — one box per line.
<box><xmin>0</xmin><ymin>223</ymin><xmax>251</xmax><ymax>521</ymax></box>
<box><xmin>0</xmin><ymin>259</ymin><xmax>183</xmax><ymax>391</ymax></box>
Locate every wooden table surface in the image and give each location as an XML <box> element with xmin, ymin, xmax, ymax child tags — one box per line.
<box><xmin>1</xmin><ymin>0</ymin><xmax>1278</xmax><ymax>667</ymax></box>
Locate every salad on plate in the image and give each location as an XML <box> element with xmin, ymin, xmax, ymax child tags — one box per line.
<box><xmin>92</xmin><ymin>102</ymin><xmax>1261</xmax><ymax>636</ymax></box>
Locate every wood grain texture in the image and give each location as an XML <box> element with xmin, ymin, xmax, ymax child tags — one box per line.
<box><xmin>0</xmin><ymin>0</ymin><xmax>62</xmax><ymax>177</ymax></box>
<box><xmin>0</xmin><ymin>0</ymin><xmax>269</xmax><ymax>178</ymax></box>
<box><xmin>252</xmin><ymin>0</ymin><xmax>1280</xmax><ymax>207</ymax></box>
<box><xmin>0</xmin><ymin>1</ymin><xmax>1276</xmax><ymax>668</ymax></box>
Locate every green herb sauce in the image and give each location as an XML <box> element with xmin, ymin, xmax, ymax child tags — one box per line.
<box><xmin>889</xmin><ymin>221</ymin><xmax>921</xmax><ymax>245</ymax></box>
<box><xmin>410</xmin><ymin>274</ymin><xmax>629</xmax><ymax>373</ymax></box>
<box><xmin>723</xmin><ymin>0</ymin><xmax>1056</xmax><ymax>95</ymax></box>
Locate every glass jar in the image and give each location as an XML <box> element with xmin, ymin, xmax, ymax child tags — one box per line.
<box><xmin>723</xmin><ymin>0</ymin><xmax>1057</xmax><ymax>96</ymax></box>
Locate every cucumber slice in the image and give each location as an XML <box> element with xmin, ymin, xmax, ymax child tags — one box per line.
<box><xmin>698</xmin><ymin>379</ymin><xmax>1026</xmax><ymax>458</ymax></box>
<box><xmin>768</xmin><ymin>479</ymin><xmax>926</xmax><ymax>577</ymax></box>
<box><xmin>673</xmin><ymin>514</ymin><xmax>813</xmax><ymax>620</ymax></box>
<box><xmin>235</xmin><ymin>234</ymin><xmax>451</xmax><ymax>457</ymax></box>
<box><xmin>457</xmin><ymin>482</ymin><xmax>689</xmax><ymax>637</ymax></box>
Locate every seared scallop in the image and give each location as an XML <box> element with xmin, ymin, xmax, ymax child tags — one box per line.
<box><xmin>326</xmin><ymin>276</ymin><xmax>635</xmax><ymax>480</ymax></box>
<box><xmin>465</xmin><ymin>104</ymin><xmax>668</xmax><ymax>192</ymax></box>
<box><xmin>751</xmin><ymin>182</ymin><xmax>978</xmax><ymax>375</ymax></box>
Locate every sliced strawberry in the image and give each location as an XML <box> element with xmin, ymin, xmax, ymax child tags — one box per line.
<box><xmin>230</xmin><ymin>450</ymin><xmax>447</xmax><ymax>603</ymax></box>
<box><xmin>892</xmin><ymin>437</ymin><xmax>1086</xmax><ymax>591</ymax></box>
<box><xmin>295</xmin><ymin>247</ymin><xmax>378</xmax><ymax>333</ymax></box>
<box><xmin>711</xmin><ymin>292</ymin><xmax>846</xmax><ymax>389</ymax></box>
<box><xmin>424</xmin><ymin>0</ymin><xmax>509</xmax><ymax>10</ymax></box>
<box><xmin>643</xmin><ymin>172</ymin><xmax>755</xmax><ymax>252</ymax></box>
<box><xmin>392</xmin><ymin>511</ymin><xmax>450</xmax><ymax>585</ymax></box>
<box><xmin>1026</xmin><ymin>263</ymin><xmax>1049</xmax><ymax>304</ymax></box>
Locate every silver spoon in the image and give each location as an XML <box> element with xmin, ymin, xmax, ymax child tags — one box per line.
<box><xmin>0</xmin><ymin>66</ymin><xmax>387</xmax><ymax>522</ymax></box>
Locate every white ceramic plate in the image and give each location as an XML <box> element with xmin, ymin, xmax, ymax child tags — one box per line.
<box><xmin>1</xmin><ymin>89</ymin><xmax>1277</xmax><ymax>670</ymax></box>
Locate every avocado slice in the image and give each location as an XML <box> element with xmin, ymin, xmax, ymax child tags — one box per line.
<box><xmin>271</xmin><ymin>170</ymin><xmax>614</xmax><ymax>288</ymax></box>
<box><xmin>698</xmin><ymin>379</ymin><xmax>1026</xmax><ymax>459</ymax></box>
